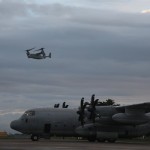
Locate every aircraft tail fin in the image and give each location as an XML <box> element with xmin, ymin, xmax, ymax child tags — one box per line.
<box><xmin>48</xmin><ymin>52</ymin><xmax>51</xmax><ymax>58</ymax></box>
<box><xmin>45</xmin><ymin>53</ymin><xmax>51</xmax><ymax>59</ymax></box>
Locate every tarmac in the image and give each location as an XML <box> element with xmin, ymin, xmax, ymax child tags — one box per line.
<box><xmin>0</xmin><ymin>139</ymin><xmax>150</xmax><ymax>150</ymax></box>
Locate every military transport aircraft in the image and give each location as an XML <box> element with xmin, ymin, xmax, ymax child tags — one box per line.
<box><xmin>10</xmin><ymin>94</ymin><xmax>150</xmax><ymax>142</ymax></box>
<box><xmin>25</xmin><ymin>47</ymin><xmax>51</xmax><ymax>59</ymax></box>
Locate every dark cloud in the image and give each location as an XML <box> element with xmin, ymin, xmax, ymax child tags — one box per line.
<box><xmin>0</xmin><ymin>0</ymin><xmax>150</xmax><ymax>132</ymax></box>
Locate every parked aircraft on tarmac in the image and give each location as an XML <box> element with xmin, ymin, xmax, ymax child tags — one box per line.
<box><xmin>10</xmin><ymin>94</ymin><xmax>150</xmax><ymax>142</ymax></box>
<box><xmin>25</xmin><ymin>47</ymin><xmax>51</xmax><ymax>59</ymax></box>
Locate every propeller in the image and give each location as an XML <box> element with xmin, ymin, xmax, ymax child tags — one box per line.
<box><xmin>77</xmin><ymin>97</ymin><xmax>87</xmax><ymax>126</ymax></box>
<box><xmin>88</xmin><ymin>94</ymin><xmax>99</xmax><ymax>123</ymax></box>
<box><xmin>25</xmin><ymin>47</ymin><xmax>35</xmax><ymax>52</ymax></box>
<box><xmin>77</xmin><ymin>95</ymin><xmax>99</xmax><ymax>125</ymax></box>
<box><xmin>34</xmin><ymin>48</ymin><xmax>45</xmax><ymax>51</ymax></box>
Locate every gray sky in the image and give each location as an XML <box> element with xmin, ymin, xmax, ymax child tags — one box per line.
<box><xmin>0</xmin><ymin>0</ymin><xmax>150</xmax><ymax>133</ymax></box>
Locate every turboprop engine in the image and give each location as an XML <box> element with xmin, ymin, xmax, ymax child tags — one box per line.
<box><xmin>75</xmin><ymin>123</ymin><xmax>118</xmax><ymax>141</ymax></box>
<box><xmin>75</xmin><ymin>124</ymin><xmax>96</xmax><ymax>137</ymax></box>
<box><xmin>112</xmin><ymin>108</ymin><xmax>149</xmax><ymax>125</ymax></box>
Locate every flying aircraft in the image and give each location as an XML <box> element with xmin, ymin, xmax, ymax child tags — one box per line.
<box><xmin>10</xmin><ymin>94</ymin><xmax>150</xmax><ymax>142</ymax></box>
<box><xmin>25</xmin><ymin>47</ymin><xmax>51</xmax><ymax>59</ymax></box>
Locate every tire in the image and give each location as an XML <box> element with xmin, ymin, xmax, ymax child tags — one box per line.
<box><xmin>31</xmin><ymin>135</ymin><xmax>39</xmax><ymax>141</ymax></box>
<box><xmin>97</xmin><ymin>138</ymin><xmax>106</xmax><ymax>143</ymax></box>
<box><xmin>107</xmin><ymin>139</ymin><xmax>116</xmax><ymax>143</ymax></box>
<box><xmin>87</xmin><ymin>137</ymin><xmax>96</xmax><ymax>142</ymax></box>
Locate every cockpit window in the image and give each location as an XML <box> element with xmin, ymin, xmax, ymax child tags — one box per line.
<box><xmin>24</xmin><ymin>111</ymin><xmax>35</xmax><ymax>116</ymax></box>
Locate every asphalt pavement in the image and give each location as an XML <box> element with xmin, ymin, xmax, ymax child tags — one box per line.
<box><xmin>0</xmin><ymin>139</ymin><xmax>150</xmax><ymax>150</ymax></box>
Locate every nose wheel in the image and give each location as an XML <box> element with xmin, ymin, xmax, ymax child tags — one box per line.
<box><xmin>31</xmin><ymin>135</ymin><xmax>39</xmax><ymax>141</ymax></box>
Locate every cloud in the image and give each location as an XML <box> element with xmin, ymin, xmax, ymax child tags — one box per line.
<box><xmin>0</xmin><ymin>0</ymin><xmax>150</xmax><ymax>133</ymax></box>
<box><xmin>141</xmin><ymin>9</ymin><xmax>150</xmax><ymax>14</ymax></box>
<box><xmin>0</xmin><ymin>109</ymin><xmax>24</xmax><ymax>116</ymax></box>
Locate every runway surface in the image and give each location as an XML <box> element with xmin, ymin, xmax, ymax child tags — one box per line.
<box><xmin>0</xmin><ymin>139</ymin><xmax>150</xmax><ymax>150</ymax></box>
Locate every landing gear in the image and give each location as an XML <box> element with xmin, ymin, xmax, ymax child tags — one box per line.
<box><xmin>97</xmin><ymin>138</ymin><xmax>106</xmax><ymax>143</ymax></box>
<box><xmin>31</xmin><ymin>135</ymin><xmax>39</xmax><ymax>141</ymax></box>
<box><xmin>97</xmin><ymin>138</ymin><xmax>116</xmax><ymax>143</ymax></box>
<box><xmin>87</xmin><ymin>137</ymin><xmax>96</xmax><ymax>142</ymax></box>
<box><xmin>107</xmin><ymin>138</ymin><xmax>116</xmax><ymax>143</ymax></box>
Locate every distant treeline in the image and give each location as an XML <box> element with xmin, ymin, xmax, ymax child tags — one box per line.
<box><xmin>97</xmin><ymin>99</ymin><xmax>120</xmax><ymax>106</ymax></box>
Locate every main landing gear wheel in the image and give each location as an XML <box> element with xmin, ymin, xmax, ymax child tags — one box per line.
<box><xmin>97</xmin><ymin>138</ymin><xmax>106</xmax><ymax>143</ymax></box>
<box><xmin>107</xmin><ymin>139</ymin><xmax>116</xmax><ymax>143</ymax></box>
<box><xmin>87</xmin><ymin>137</ymin><xmax>96</xmax><ymax>142</ymax></box>
<box><xmin>31</xmin><ymin>135</ymin><xmax>39</xmax><ymax>141</ymax></box>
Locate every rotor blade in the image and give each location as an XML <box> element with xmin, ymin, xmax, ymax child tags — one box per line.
<box><xmin>91</xmin><ymin>94</ymin><xmax>95</xmax><ymax>106</ymax></box>
<box><xmin>37</xmin><ymin>48</ymin><xmax>45</xmax><ymax>51</ymax></box>
<box><xmin>88</xmin><ymin>95</ymin><xmax>98</xmax><ymax>122</ymax></box>
<box><xmin>34</xmin><ymin>49</ymin><xmax>42</xmax><ymax>51</ymax></box>
<box><xmin>94</xmin><ymin>99</ymin><xmax>99</xmax><ymax>108</ymax></box>
<box><xmin>34</xmin><ymin>48</ymin><xmax>45</xmax><ymax>52</ymax></box>
<box><xmin>25</xmin><ymin>47</ymin><xmax>35</xmax><ymax>51</ymax></box>
<box><xmin>77</xmin><ymin>98</ymin><xmax>84</xmax><ymax>115</ymax></box>
<box><xmin>81</xmin><ymin>98</ymin><xmax>84</xmax><ymax>108</ymax></box>
<box><xmin>77</xmin><ymin>97</ymin><xmax>86</xmax><ymax>126</ymax></box>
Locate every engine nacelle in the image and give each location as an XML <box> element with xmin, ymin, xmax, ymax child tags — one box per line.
<box><xmin>112</xmin><ymin>113</ymin><xmax>149</xmax><ymax>125</ymax></box>
<box><xmin>75</xmin><ymin>124</ymin><xmax>96</xmax><ymax>137</ymax></box>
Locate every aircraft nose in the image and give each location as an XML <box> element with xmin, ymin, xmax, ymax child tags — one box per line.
<box><xmin>10</xmin><ymin>120</ymin><xmax>20</xmax><ymax>131</ymax></box>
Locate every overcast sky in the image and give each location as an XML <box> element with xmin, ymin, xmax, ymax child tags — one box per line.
<box><xmin>0</xmin><ymin>0</ymin><xmax>150</xmax><ymax>133</ymax></box>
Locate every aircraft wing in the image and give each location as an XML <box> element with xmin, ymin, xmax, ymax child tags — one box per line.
<box><xmin>113</xmin><ymin>102</ymin><xmax>150</xmax><ymax>125</ymax></box>
<box><xmin>116</xmin><ymin>102</ymin><xmax>150</xmax><ymax>113</ymax></box>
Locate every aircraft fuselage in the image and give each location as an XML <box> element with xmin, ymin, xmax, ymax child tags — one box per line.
<box><xmin>10</xmin><ymin>106</ymin><xmax>150</xmax><ymax>142</ymax></box>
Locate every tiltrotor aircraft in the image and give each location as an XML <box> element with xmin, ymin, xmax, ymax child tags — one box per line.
<box><xmin>25</xmin><ymin>47</ymin><xmax>51</xmax><ymax>59</ymax></box>
<box><xmin>10</xmin><ymin>94</ymin><xmax>150</xmax><ymax>142</ymax></box>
